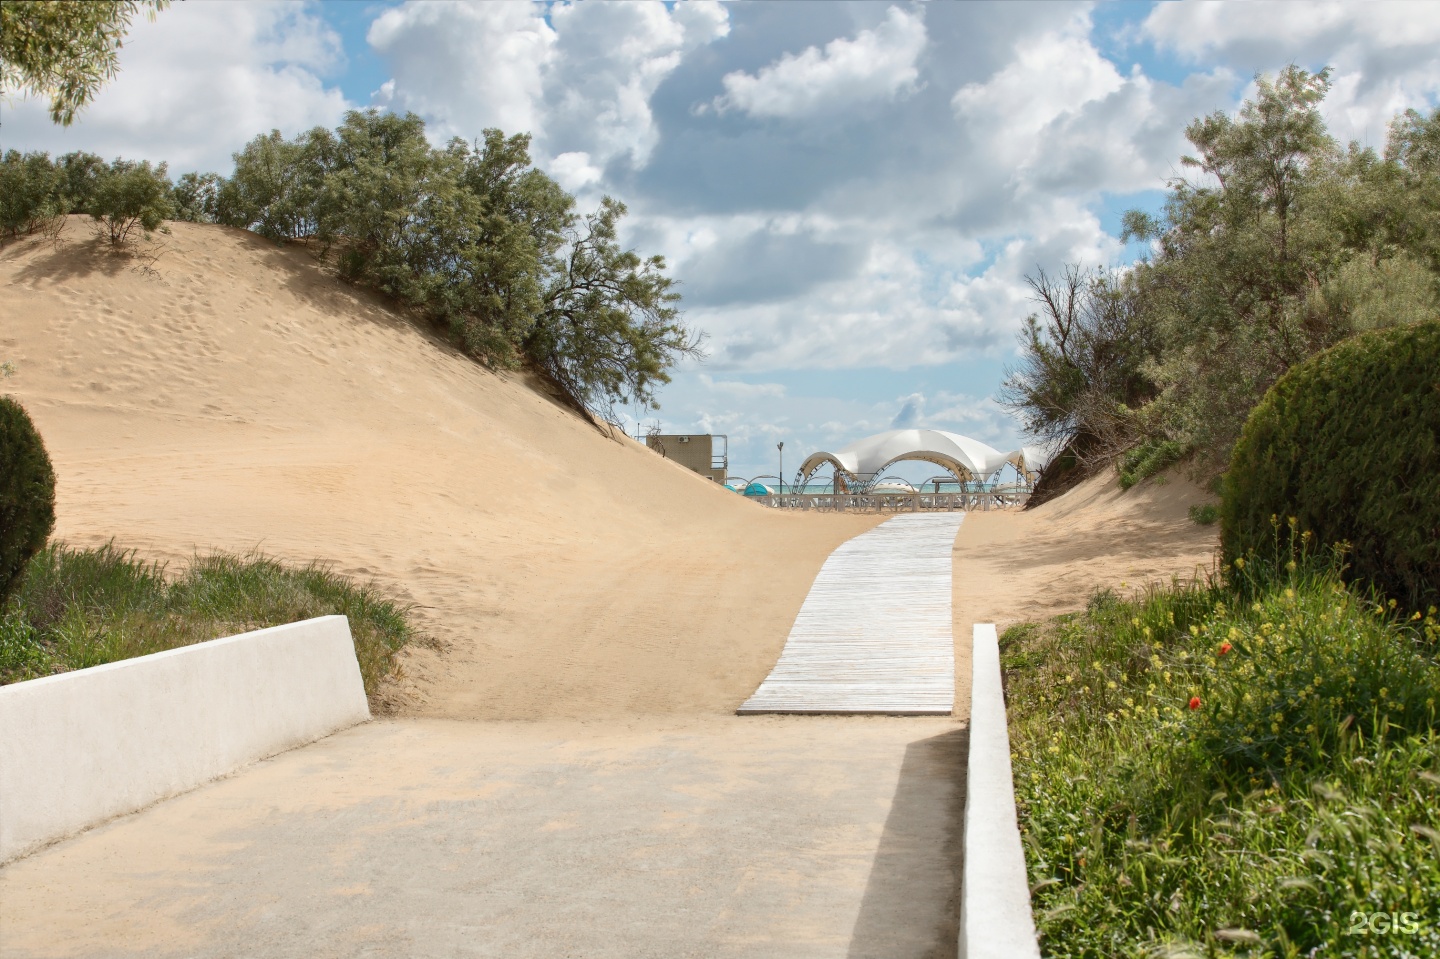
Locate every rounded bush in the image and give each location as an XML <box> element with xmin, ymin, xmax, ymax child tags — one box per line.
<box><xmin>1221</xmin><ymin>321</ymin><xmax>1440</xmax><ymax>612</ymax></box>
<box><xmin>0</xmin><ymin>395</ymin><xmax>56</xmax><ymax>607</ymax></box>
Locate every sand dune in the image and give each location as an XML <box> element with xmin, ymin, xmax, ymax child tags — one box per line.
<box><xmin>2</xmin><ymin>219</ymin><xmax>1216</xmax><ymax>721</ymax></box>
<box><xmin>2</xmin><ymin>220</ymin><xmax>883</xmax><ymax>719</ymax></box>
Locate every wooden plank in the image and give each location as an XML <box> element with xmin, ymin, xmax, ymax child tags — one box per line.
<box><xmin>738</xmin><ymin>513</ymin><xmax>963</xmax><ymax>715</ymax></box>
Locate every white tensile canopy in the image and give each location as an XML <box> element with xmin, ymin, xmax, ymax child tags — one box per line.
<box><xmin>1017</xmin><ymin>439</ymin><xmax>1065</xmax><ymax>476</ymax></box>
<box><xmin>796</xmin><ymin>428</ymin><xmax>1022</xmax><ymax>489</ymax></box>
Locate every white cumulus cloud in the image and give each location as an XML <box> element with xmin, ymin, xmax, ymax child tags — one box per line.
<box><xmin>368</xmin><ymin>0</ymin><xmax>728</xmax><ymax>170</ymax></box>
<box><xmin>709</xmin><ymin>6</ymin><xmax>927</xmax><ymax>118</ymax></box>
<box><xmin>0</xmin><ymin>0</ymin><xmax>350</xmax><ymax>173</ymax></box>
<box><xmin>1142</xmin><ymin>0</ymin><xmax>1440</xmax><ymax>144</ymax></box>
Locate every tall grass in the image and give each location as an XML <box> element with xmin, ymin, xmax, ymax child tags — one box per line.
<box><xmin>0</xmin><ymin>542</ymin><xmax>417</xmax><ymax>700</ymax></box>
<box><xmin>1003</xmin><ymin>547</ymin><xmax>1440</xmax><ymax>957</ymax></box>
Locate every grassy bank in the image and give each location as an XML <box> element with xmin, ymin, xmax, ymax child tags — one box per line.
<box><xmin>0</xmin><ymin>542</ymin><xmax>417</xmax><ymax>700</ymax></box>
<box><xmin>1002</xmin><ymin>551</ymin><xmax>1440</xmax><ymax>957</ymax></box>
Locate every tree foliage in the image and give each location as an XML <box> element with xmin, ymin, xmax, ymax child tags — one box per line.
<box><xmin>1003</xmin><ymin>67</ymin><xmax>1440</xmax><ymax>475</ymax></box>
<box><xmin>0</xmin><ymin>150</ymin><xmax>63</xmax><ymax>238</ymax></box>
<box><xmin>223</xmin><ymin>110</ymin><xmax>698</xmax><ymax>416</ymax></box>
<box><xmin>0</xmin><ymin>395</ymin><xmax>56</xmax><ymax>609</ymax></box>
<box><xmin>0</xmin><ymin>149</ymin><xmax>171</xmax><ymax>245</ymax></box>
<box><xmin>0</xmin><ymin>0</ymin><xmax>169</xmax><ymax>125</ymax></box>
<box><xmin>530</xmin><ymin>197</ymin><xmax>699</xmax><ymax>412</ymax></box>
<box><xmin>89</xmin><ymin>158</ymin><xmax>172</xmax><ymax>245</ymax></box>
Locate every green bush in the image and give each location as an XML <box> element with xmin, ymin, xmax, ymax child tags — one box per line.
<box><xmin>1222</xmin><ymin>321</ymin><xmax>1440</xmax><ymax>613</ymax></box>
<box><xmin>0</xmin><ymin>396</ymin><xmax>56</xmax><ymax>608</ymax></box>
<box><xmin>1189</xmin><ymin>502</ymin><xmax>1219</xmax><ymax>525</ymax></box>
<box><xmin>0</xmin><ymin>150</ymin><xmax>63</xmax><ymax>238</ymax></box>
<box><xmin>89</xmin><ymin>158</ymin><xmax>172</xmax><ymax>245</ymax></box>
<box><xmin>1117</xmin><ymin>438</ymin><xmax>1185</xmax><ymax>489</ymax></box>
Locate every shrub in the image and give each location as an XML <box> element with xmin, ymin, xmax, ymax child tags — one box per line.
<box><xmin>89</xmin><ymin>158</ymin><xmax>172</xmax><ymax>245</ymax></box>
<box><xmin>169</xmin><ymin>171</ymin><xmax>224</xmax><ymax>223</ymax></box>
<box><xmin>1222</xmin><ymin>321</ymin><xmax>1440</xmax><ymax>613</ymax></box>
<box><xmin>0</xmin><ymin>396</ymin><xmax>57</xmax><ymax>608</ymax></box>
<box><xmin>1189</xmin><ymin>502</ymin><xmax>1219</xmax><ymax>525</ymax></box>
<box><xmin>0</xmin><ymin>150</ymin><xmax>63</xmax><ymax>238</ymax></box>
<box><xmin>1117</xmin><ymin>438</ymin><xmax>1185</xmax><ymax>489</ymax></box>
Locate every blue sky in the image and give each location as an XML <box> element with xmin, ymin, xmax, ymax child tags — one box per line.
<box><xmin>5</xmin><ymin>1</ymin><xmax>1438</xmax><ymax>481</ymax></box>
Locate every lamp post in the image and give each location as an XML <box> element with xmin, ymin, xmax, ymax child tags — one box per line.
<box><xmin>777</xmin><ymin>442</ymin><xmax>784</xmax><ymax>494</ymax></box>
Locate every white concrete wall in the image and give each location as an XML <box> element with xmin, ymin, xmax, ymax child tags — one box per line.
<box><xmin>959</xmin><ymin>623</ymin><xmax>1041</xmax><ymax>959</ymax></box>
<box><xmin>0</xmin><ymin>615</ymin><xmax>369</xmax><ymax>863</ymax></box>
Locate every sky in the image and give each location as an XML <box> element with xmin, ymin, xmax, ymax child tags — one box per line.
<box><xmin>4</xmin><ymin>0</ymin><xmax>1439</xmax><ymax>483</ymax></box>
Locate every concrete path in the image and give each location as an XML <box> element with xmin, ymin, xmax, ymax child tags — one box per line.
<box><xmin>739</xmin><ymin>513</ymin><xmax>963</xmax><ymax>714</ymax></box>
<box><xmin>0</xmin><ymin>716</ymin><xmax>965</xmax><ymax>959</ymax></box>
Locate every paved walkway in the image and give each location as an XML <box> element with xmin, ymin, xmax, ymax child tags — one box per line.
<box><xmin>0</xmin><ymin>717</ymin><xmax>964</xmax><ymax>959</ymax></box>
<box><xmin>738</xmin><ymin>513</ymin><xmax>964</xmax><ymax>714</ymax></box>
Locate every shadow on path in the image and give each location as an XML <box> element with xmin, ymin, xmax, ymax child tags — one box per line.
<box><xmin>847</xmin><ymin>726</ymin><xmax>968</xmax><ymax>959</ymax></box>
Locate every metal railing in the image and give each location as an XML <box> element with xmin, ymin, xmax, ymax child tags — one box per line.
<box><xmin>746</xmin><ymin>490</ymin><xmax>1028</xmax><ymax>512</ymax></box>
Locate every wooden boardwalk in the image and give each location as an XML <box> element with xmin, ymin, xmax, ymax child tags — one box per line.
<box><xmin>737</xmin><ymin>512</ymin><xmax>964</xmax><ymax>715</ymax></box>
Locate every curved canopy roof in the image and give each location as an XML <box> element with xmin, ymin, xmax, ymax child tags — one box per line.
<box><xmin>1017</xmin><ymin>439</ymin><xmax>1065</xmax><ymax>475</ymax></box>
<box><xmin>797</xmin><ymin>429</ymin><xmax>1015</xmax><ymax>484</ymax></box>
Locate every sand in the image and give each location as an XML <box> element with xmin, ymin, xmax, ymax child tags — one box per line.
<box><xmin>1</xmin><ymin>219</ymin><xmax>1217</xmax><ymax>722</ymax></box>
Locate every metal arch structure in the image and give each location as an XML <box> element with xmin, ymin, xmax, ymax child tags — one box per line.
<box><xmin>793</xmin><ymin>429</ymin><xmax>1069</xmax><ymax>494</ymax></box>
<box><xmin>795</xmin><ymin>429</ymin><xmax>1006</xmax><ymax>494</ymax></box>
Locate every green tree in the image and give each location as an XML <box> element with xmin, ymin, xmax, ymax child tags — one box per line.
<box><xmin>0</xmin><ymin>150</ymin><xmax>62</xmax><ymax>238</ymax></box>
<box><xmin>1117</xmin><ymin>67</ymin><xmax>1435</xmax><ymax>466</ymax></box>
<box><xmin>999</xmin><ymin>265</ymin><xmax>1161</xmax><ymax>466</ymax></box>
<box><xmin>170</xmin><ymin>171</ymin><xmax>224</xmax><ymax>224</ymax></box>
<box><xmin>529</xmin><ymin>197</ymin><xmax>701</xmax><ymax>417</ymax></box>
<box><xmin>90</xmin><ymin>158</ymin><xmax>172</xmax><ymax>245</ymax></box>
<box><xmin>222</xmin><ymin>129</ymin><xmax>325</xmax><ymax>241</ymax></box>
<box><xmin>217</xmin><ymin>112</ymin><xmax>698</xmax><ymax>416</ymax></box>
<box><xmin>55</xmin><ymin>150</ymin><xmax>107</xmax><ymax>213</ymax></box>
<box><xmin>0</xmin><ymin>0</ymin><xmax>169</xmax><ymax>126</ymax></box>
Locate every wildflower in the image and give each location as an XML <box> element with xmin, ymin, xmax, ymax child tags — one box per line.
<box><xmin>1189</xmin><ymin>625</ymin><xmax>1199</xmax><ymax>637</ymax></box>
<box><xmin>1286</xmin><ymin>560</ymin><xmax>1297</xmax><ymax>572</ymax></box>
<box><xmin>1234</xmin><ymin>557</ymin><xmax>1245</xmax><ymax>570</ymax></box>
<box><xmin>1189</xmin><ymin>696</ymin><xmax>1201</xmax><ymax>710</ymax></box>
<box><xmin>1107</xmin><ymin>680</ymin><xmax>1117</xmax><ymax>690</ymax></box>
<box><xmin>1219</xmin><ymin>642</ymin><xmax>1233</xmax><ymax>656</ymax></box>
<box><xmin>1313</xmin><ymin>675</ymin><xmax>1322</xmax><ymax>687</ymax></box>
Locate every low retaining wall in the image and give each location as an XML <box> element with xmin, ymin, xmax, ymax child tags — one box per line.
<box><xmin>0</xmin><ymin>615</ymin><xmax>369</xmax><ymax>864</ymax></box>
<box><xmin>959</xmin><ymin>623</ymin><xmax>1041</xmax><ymax>959</ymax></box>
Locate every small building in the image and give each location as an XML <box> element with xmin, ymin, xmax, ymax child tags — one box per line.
<box><xmin>645</xmin><ymin>433</ymin><xmax>728</xmax><ymax>484</ymax></box>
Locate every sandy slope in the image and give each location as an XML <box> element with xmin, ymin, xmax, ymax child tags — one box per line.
<box><xmin>1</xmin><ymin>221</ymin><xmax>882</xmax><ymax>719</ymax></box>
<box><xmin>2</xmin><ymin>220</ymin><xmax>1216</xmax><ymax>722</ymax></box>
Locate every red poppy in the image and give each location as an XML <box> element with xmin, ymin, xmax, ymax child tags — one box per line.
<box><xmin>1188</xmin><ymin>696</ymin><xmax>1202</xmax><ymax>710</ymax></box>
<box><xmin>1219</xmin><ymin>642</ymin><xmax>1233</xmax><ymax>655</ymax></box>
